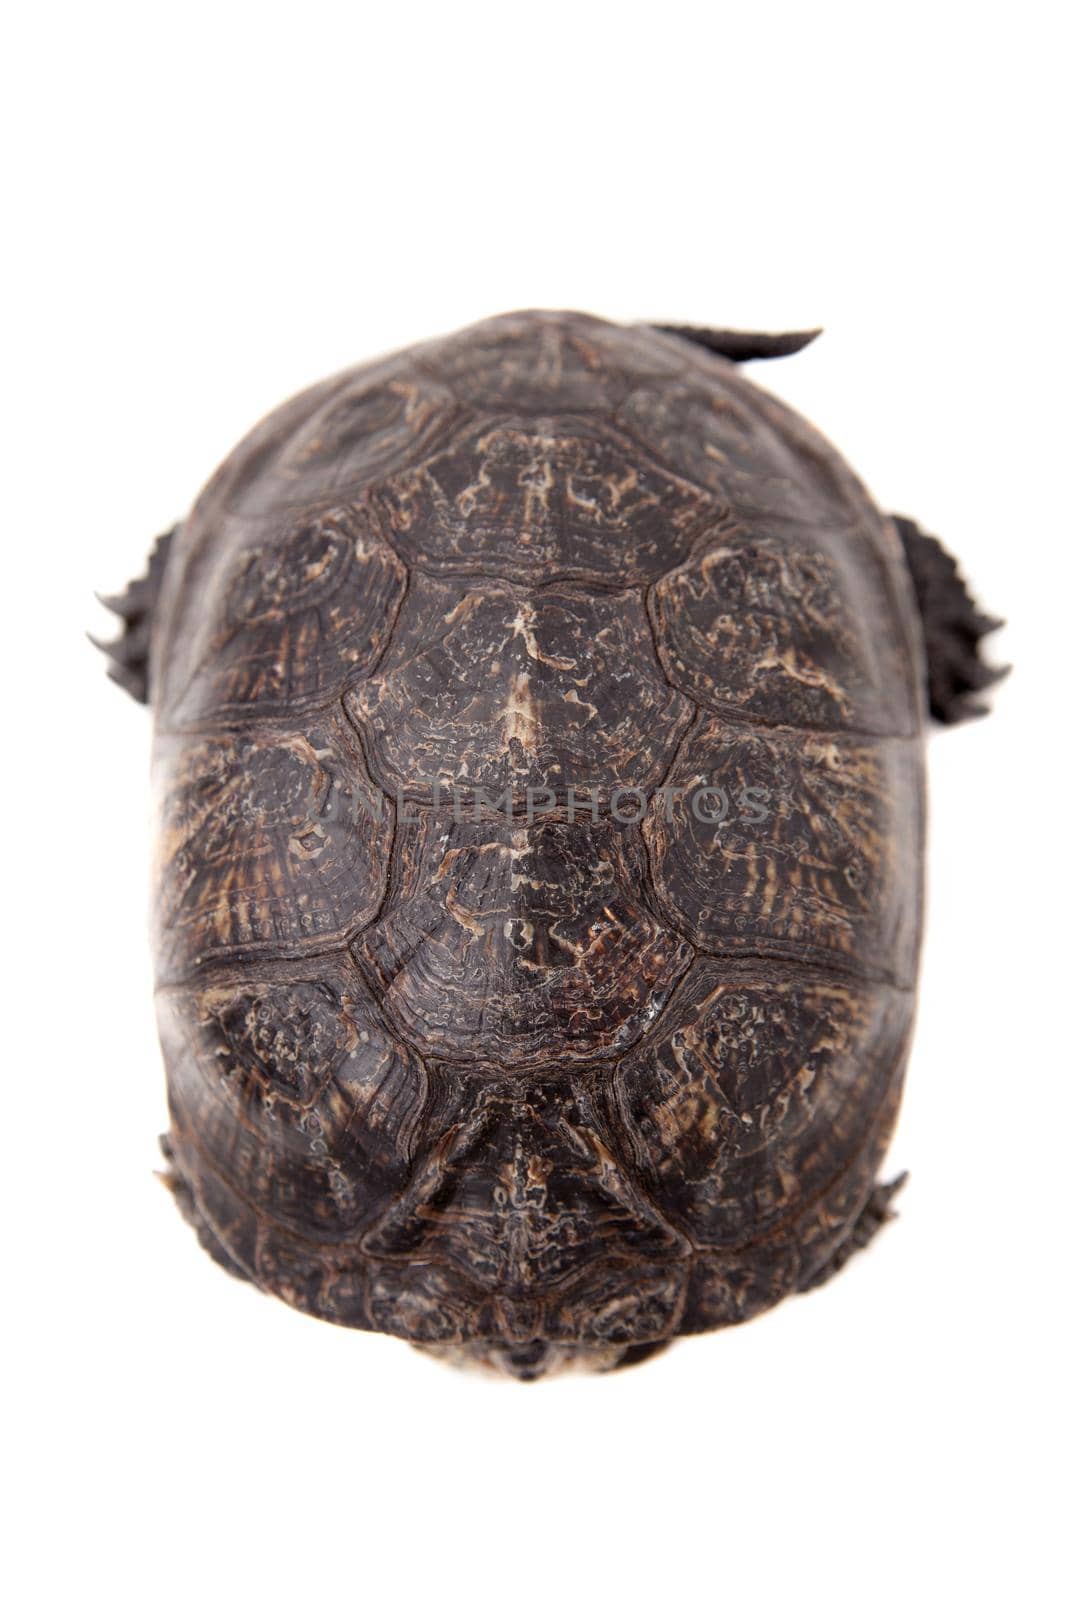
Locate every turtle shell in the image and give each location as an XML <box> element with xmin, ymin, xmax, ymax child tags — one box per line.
<box><xmin>151</xmin><ymin>310</ymin><xmax>925</xmax><ymax>1374</ymax></box>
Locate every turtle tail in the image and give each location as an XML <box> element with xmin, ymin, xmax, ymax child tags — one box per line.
<box><xmin>650</xmin><ymin>324</ymin><xmax>822</xmax><ymax>361</ymax></box>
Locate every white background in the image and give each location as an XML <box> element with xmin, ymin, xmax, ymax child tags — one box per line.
<box><xmin>3</xmin><ymin>4</ymin><xmax>1063</xmax><ymax>1597</ymax></box>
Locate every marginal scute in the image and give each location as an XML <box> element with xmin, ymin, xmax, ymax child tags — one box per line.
<box><xmin>682</xmin><ymin>1238</ymin><xmax>802</xmax><ymax>1331</ymax></box>
<box><xmin>416</xmin><ymin>309</ymin><xmax>686</xmax><ymax>412</ymax></box>
<box><xmin>187</xmin><ymin>368</ymin><xmax>354</xmax><ymax>527</ymax></box>
<box><xmin>645</xmin><ymin>713</ymin><xmax>922</xmax><ymax>984</ymax></box>
<box><xmin>347</xmin><ymin>574</ymin><xmax>692</xmax><ymax>802</ymax></box>
<box><xmin>219</xmin><ymin>357</ymin><xmax>457</xmax><ymax>515</ymax></box>
<box><xmin>616</xmin><ymin>373</ymin><xmax>885</xmax><ymax>536</ymax></box>
<box><xmin>163</xmin><ymin>504</ymin><xmax>407</xmax><ymax>728</ymax></box>
<box><xmin>154</xmin><ymin>716</ymin><xmax>392</xmax><ymax>981</ymax></box>
<box><xmin>368</xmin><ymin>414</ymin><xmax>730</xmax><ymax>583</ymax></box>
<box><xmin>550</xmin><ymin>1262</ymin><xmax>687</xmax><ymax>1346</ymax></box>
<box><xmin>354</xmin><ymin>813</ymin><xmax>692</xmax><ymax>1065</ymax></box>
<box><xmin>367</xmin><ymin>1264</ymin><xmax>482</xmax><ymax>1343</ymax></box>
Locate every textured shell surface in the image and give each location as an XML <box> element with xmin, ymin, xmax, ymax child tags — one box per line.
<box><xmin>151</xmin><ymin>310</ymin><xmax>925</xmax><ymax>1375</ymax></box>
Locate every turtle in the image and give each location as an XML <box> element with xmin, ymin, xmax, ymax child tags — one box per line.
<box><xmin>99</xmin><ymin>310</ymin><xmax>1004</xmax><ymax>1378</ymax></box>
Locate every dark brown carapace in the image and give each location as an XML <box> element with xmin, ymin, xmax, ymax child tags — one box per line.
<box><xmin>102</xmin><ymin>311</ymin><xmax>1003</xmax><ymax>1377</ymax></box>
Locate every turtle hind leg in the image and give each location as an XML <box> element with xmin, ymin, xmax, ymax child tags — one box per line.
<box><xmin>799</xmin><ymin>1172</ymin><xmax>908</xmax><ymax>1293</ymax></box>
<box><xmin>93</xmin><ymin>525</ymin><xmax>177</xmax><ymax>704</ymax></box>
<box><xmin>893</xmin><ymin>516</ymin><xmax>1008</xmax><ymax>724</ymax></box>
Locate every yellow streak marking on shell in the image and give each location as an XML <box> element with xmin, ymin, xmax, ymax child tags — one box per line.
<box><xmin>501</xmin><ymin>670</ymin><xmax>537</xmax><ymax>753</ymax></box>
<box><xmin>506</xmin><ymin>603</ymin><xmax>576</xmax><ymax>671</ymax></box>
<box><xmin>751</xmin><ymin>642</ymin><xmax>850</xmax><ymax>710</ymax></box>
<box><xmin>519</xmin><ymin>438</ymin><xmax>555</xmax><ymax>526</ymax></box>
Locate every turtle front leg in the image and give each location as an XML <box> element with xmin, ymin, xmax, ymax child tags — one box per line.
<box><xmin>799</xmin><ymin>1172</ymin><xmax>908</xmax><ymax>1293</ymax></box>
<box><xmin>892</xmin><ymin>516</ymin><xmax>1008</xmax><ymax>724</ymax></box>
<box><xmin>93</xmin><ymin>525</ymin><xmax>178</xmax><ymax>704</ymax></box>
